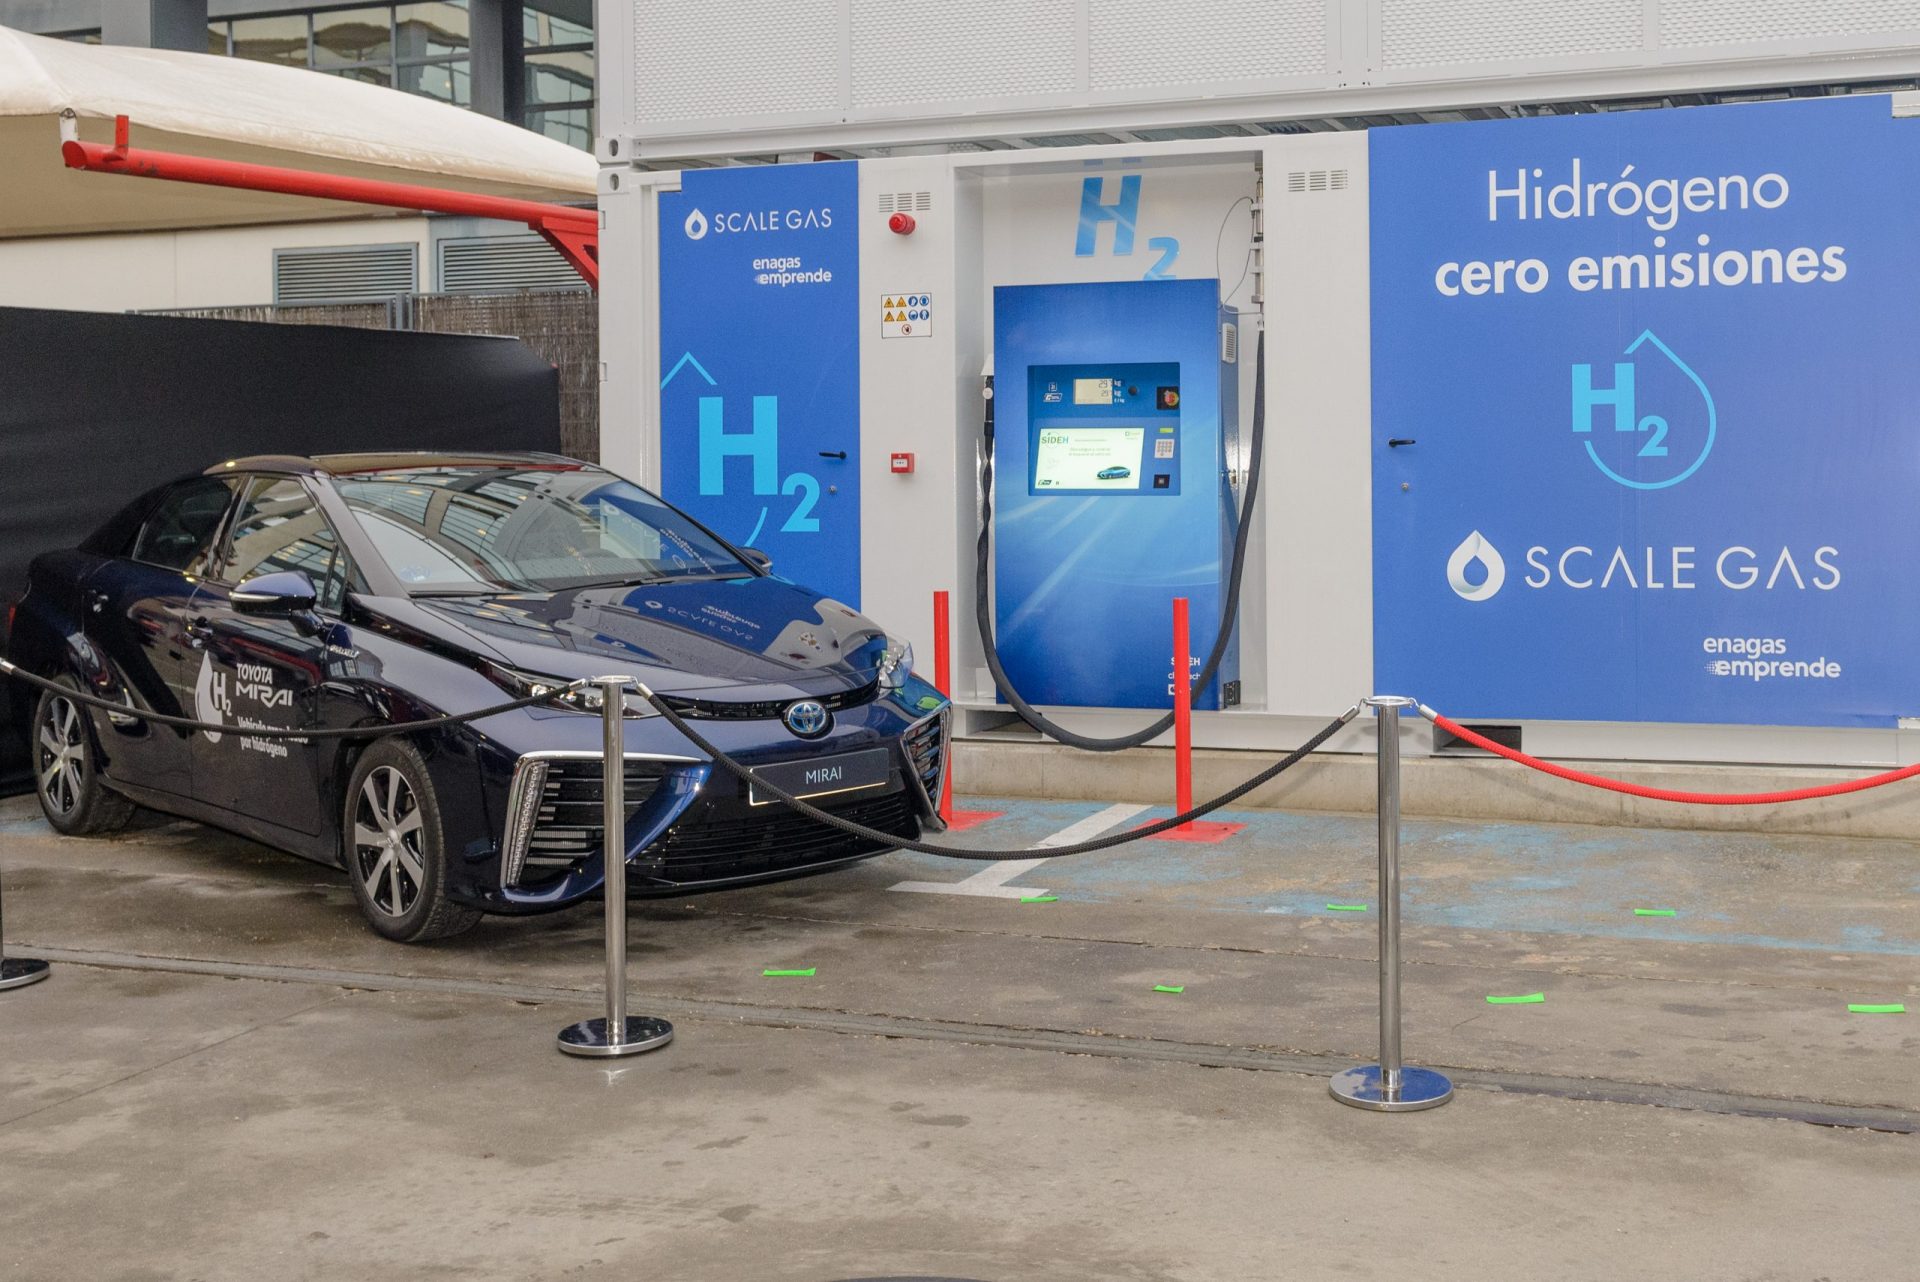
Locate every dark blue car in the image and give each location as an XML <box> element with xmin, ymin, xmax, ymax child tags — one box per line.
<box><xmin>6</xmin><ymin>454</ymin><xmax>948</xmax><ymax>941</ymax></box>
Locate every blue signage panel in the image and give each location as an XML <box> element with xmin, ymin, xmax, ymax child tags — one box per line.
<box><xmin>658</xmin><ymin>162</ymin><xmax>861</xmax><ymax>606</ymax></box>
<box><xmin>1371</xmin><ymin>97</ymin><xmax>1920</xmax><ymax>727</ymax></box>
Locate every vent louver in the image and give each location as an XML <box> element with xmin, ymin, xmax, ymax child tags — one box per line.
<box><xmin>437</xmin><ymin>234</ymin><xmax>580</xmax><ymax>294</ymax></box>
<box><xmin>272</xmin><ymin>243</ymin><xmax>418</xmax><ymax>305</ymax></box>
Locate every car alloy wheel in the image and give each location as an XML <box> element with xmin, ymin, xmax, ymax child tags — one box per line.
<box><xmin>37</xmin><ymin>694</ymin><xmax>87</xmax><ymax>818</ymax></box>
<box><xmin>352</xmin><ymin>765</ymin><xmax>426</xmax><ymax>918</ymax></box>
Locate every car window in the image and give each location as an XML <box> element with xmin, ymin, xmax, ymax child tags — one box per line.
<box><xmin>218</xmin><ymin>475</ymin><xmax>355</xmax><ymax>612</ymax></box>
<box><xmin>130</xmin><ymin>477</ymin><xmax>240</xmax><ymax>575</ymax></box>
<box><xmin>332</xmin><ymin>464</ymin><xmax>751</xmax><ymax>593</ymax></box>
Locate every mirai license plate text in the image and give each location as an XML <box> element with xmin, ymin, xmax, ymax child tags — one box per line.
<box><xmin>749</xmin><ymin>748</ymin><xmax>891</xmax><ymax>806</ymax></box>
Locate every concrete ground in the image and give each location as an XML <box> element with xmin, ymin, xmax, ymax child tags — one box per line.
<box><xmin>2</xmin><ymin>791</ymin><xmax>1917</xmax><ymax>1280</ymax></box>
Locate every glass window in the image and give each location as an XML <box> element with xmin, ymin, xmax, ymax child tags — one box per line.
<box><xmin>132</xmin><ymin>478</ymin><xmax>240</xmax><ymax>575</ymax></box>
<box><xmin>335</xmin><ymin>464</ymin><xmax>749</xmax><ymax>594</ymax></box>
<box><xmin>220</xmin><ymin>476</ymin><xmax>353</xmax><ymax>611</ymax></box>
<box><xmin>398</xmin><ymin>59</ymin><xmax>471</xmax><ymax>106</ymax></box>
<box><xmin>331</xmin><ymin>65</ymin><xmax>394</xmax><ymax>87</ymax></box>
<box><xmin>523</xmin><ymin>0</ymin><xmax>591</xmax><ymax>48</ymax></box>
<box><xmin>526</xmin><ymin>106</ymin><xmax>591</xmax><ymax>151</ymax></box>
<box><xmin>525</xmin><ymin>49</ymin><xmax>592</xmax><ymax>106</ymax></box>
<box><xmin>313</xmin><ymin>6</ymin><xmax>392</xmax><ymax>67</ymax></box>
<box><xmin>207</xmin><ymin>22</ymin><xmax>229</xmax><ymax>55</ymax></box>
<box><xmin>231</xmin><ymin>14</ymin><xmax>310</xmax><ymax>67</ymax></box>
<box><xmin>395</xmin><ymin>0</ymin><xmax>469</xmax><ymax>59</ymax></box>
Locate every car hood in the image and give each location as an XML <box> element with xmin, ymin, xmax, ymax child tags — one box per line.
<box><xmin>387</xmin><ymin>576</ymin><xmax>890</xmax><ymax>696</ymax></box>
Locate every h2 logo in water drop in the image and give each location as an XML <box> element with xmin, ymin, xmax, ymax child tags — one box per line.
<box><xmin>1571</xmin><ymin>330</ymin><xmax>1716</xmax><ymax>491</ymax></box>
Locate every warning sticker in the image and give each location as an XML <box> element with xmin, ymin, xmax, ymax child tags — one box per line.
<box><xmin>881</xmin><ymin>291</ymin><xmax>933</xmax><ymax>339</ymax></box>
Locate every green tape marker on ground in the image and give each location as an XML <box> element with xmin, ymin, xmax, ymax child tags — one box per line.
<box><xmin>1020</xmin><ymin>895</ymin><xmax>1058</xmax><ymax>903</ymax></box>
<box><xmin>1848</xmin><ymin>1003</ymin><xmax>1906</xmax><ymax>1014</ymax></box>
<box><xmin>1486</xmin><ymin>992</ymin><xmax>1545</xmax><ymax>1005</ymax></box>
<box><xmin>1325</xmin><ymin>904</ymin><xmax>1368</xmax><ymax>912</ymax></box>
<box><xmin>1153</xmin><ymin>985</ymin><xmax>1185</xmax><ymax>994</ymax></box>
<box><xmin>1634</xmin><ymin>908</ymin><xmax>1678</xmax><ymax>917</ymax></box>
<box><xmin>763</xmin><ymin>968</ymin><xmax>815</xmax><ymax>977</ymax></box>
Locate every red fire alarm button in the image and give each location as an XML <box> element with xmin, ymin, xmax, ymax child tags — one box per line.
<box><xmin>889</xmin><ymin>452</ymin><xmax>915</xmax><ymax>474</ymax></box>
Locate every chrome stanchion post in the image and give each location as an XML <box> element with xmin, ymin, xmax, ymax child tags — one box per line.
<box><xmin>557</xmin><ymin>676</ymin><xmax>673</xmax><ymax>1058</ymax></box>
<box><xmin>1330</xmin><ymin>696</ymin><xmax>1451</xmax><ymax>1112</ymax></box>
<box><xmin>0</xmin><ymin>859</ymin><xmax>52</xmax><ymax>991</ymax></box>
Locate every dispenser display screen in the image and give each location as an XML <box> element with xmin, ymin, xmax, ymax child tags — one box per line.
<box><xmin>1032</xmin><ymin>425</ymin><xmax>1145</xmax><ymax>490</ymax></box>
<box><xmin>1073</xmin><ymin>378</ymin><xmax>1118</xmax><ymax>405</ymax></box>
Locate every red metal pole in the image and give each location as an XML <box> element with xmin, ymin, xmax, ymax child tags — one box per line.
<box><xmin>60</xmin><ymin>118</ymin><xmax>599</xmax><ymax>288</ymax></box>
<box><xmin>1173</xmin><ymin>596</ymin><xmax>1192</xmax><ymax>832</ymax></box>
<box><xmin>933</xmin><ymin>590</ymin><xmax>953</xmax><ymax>823</ymax></box>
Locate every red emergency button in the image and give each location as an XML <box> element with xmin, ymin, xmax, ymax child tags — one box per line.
<box><xmin>890</xmin><ymin>452</ymin><xmax>915</xmax><ymax>474</ymax></box>
<box><xmin>888</xmin><ymin>212</ymin><xmax>916</xmax><ymax>235</ymax></box>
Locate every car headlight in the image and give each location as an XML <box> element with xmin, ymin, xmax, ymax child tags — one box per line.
<box><xmin>486</xmin><ymin>665</ymin><xmax>660</xmax><ymax>718</ymax></box>
<box><xmin>876</xmin><ymin>637</ymin><xmax>913</xmax><ymax>690</ymax></box>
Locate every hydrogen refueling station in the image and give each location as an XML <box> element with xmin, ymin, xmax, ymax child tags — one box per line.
<box><xmin>595</xmin><ymin>4</ymin><xmax>1920</xmax><ymax>815</ymax></box>
<box><xmin>7</xmin><ymin>4</ymin><xmax>1920</xmax><ymax>1277</ymax></box>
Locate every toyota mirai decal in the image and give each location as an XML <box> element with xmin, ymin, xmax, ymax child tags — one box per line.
<box><xmin>5</xmin><ymin>454</ymin><xmax>948</xmax><ymax>942</ymax></box>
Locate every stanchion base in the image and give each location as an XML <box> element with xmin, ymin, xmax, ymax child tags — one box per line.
<box><xmin>1329</xmin><ymin>1064</ymin><xmax>1453</xmax><ymax>1112</ymax></box>
<box><xmin>556</xmin><ymin>1016</ymin><xmax>674</xmax><ymax>1058</ymax></box>
<box><xmin>0</xmin><ymin>957</ymin><xmax>51</xmax><ymax>991</ymax></box>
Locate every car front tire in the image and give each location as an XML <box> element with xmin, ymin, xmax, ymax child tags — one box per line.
<box><xmin>342</xmin><ymin>739</ymin><xmax>479</xmax><ymax>943</ymax></box>
<box><xmin>33</xmin><ymin>683</ymin><xmax>134</xmax><ymax>836</ymax></box>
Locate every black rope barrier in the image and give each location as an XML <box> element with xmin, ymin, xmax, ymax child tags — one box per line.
<box><xmin>1</xmin><ymin>656</ymin><xmax>1360</xmax><ymax>863</ymax></box>
<box><xmin>0</xmin><ymin>658</ymin><xmax>583</xmax><ymax>739</ymax></box>
<box><xmin>632</xmin><ymin>685</ymin><xmax>1361</xmax><ymax>861</ymax></box>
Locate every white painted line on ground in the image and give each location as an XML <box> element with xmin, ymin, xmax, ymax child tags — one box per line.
<box><xmin>890</xmin><ymin>802</ymin><xmax>1151</xmax><ymax>899</ymax></box>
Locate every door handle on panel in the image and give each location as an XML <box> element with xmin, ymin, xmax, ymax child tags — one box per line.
<box><xmin>818</xmin><ymin>450</ymin><xmax>848</xmax><ymax>460</ymax></box>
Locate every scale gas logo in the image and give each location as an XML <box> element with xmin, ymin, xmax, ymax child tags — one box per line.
<box><xmin>1572</xmin><ymin>330</ymin><xmax>1716</xmax><ymax>491</ymax></box>
<box><xmin>1446</xmin><ymin>530</ymin><xmax>1506</xmax><ymax>602</ymax></box>
<box><xmin>682</xmin><ymin>205</ymin><xmax>835</xmax><ymax>240</ymax></box>
<box><xmin>684</xmin><ymin>208</ymin><xmax>709</xmax><ymax>240</ymax></box>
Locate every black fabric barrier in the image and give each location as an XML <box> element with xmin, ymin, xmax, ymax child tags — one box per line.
<box><xmin>0</xmin><ymin>305</ymin><xmax>563</xmax><ymax>796</ymax></box>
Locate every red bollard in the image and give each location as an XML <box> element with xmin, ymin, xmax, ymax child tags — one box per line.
<box><xmin>933</xmin><ymin>590</ymin><xmax>953</xmax><ymax>823</ymax></box>
<box><xmin>1146</xmin><ymin>595</ymin><xmax>1244</xmax><ymax>844</ymax></box>
<box><xmin>930</xmin><ymin>591</ymin><xmax>1002</xmax><ymax>833</ymax></box>
<box><xmin>1172</xmin><ymin>596</ymin><xmax>1194</xmax><ymax>831</ymax></box>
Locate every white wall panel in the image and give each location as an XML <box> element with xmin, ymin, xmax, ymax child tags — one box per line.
<box><xmin>1662</xmin><ymin>0</ymin><xmax>1920</xmax><ymax>48</ymax></box>
<box><xmin>852</xmin><ymin>0</ymin><xmax>1076</xmax><ymax>108</ymax></box>
<box><xmin>1088</xmin><ymin>0</ymin><xmax>1327</xmax><ymax>90</ymax></box>
<box><xmin>1379</xmin><ymin>0</ymin><xmax>1641</xmax><ymax>69</ymax></box>
<box><xmin>630</xmin><ymin>0</ymin><xmax>841</xmax><ymax>125</ymax></box>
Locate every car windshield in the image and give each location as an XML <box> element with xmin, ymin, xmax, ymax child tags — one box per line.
<box><xmin>332</xmin><ymin>463</ymin><xmax>752</xmax><ymax>594</ymax></box>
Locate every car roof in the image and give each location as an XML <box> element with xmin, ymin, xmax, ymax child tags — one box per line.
<box><xmin>202</xmin><ymin>451</ymin><xmax>584</xmax><ymax>478</ymax></box>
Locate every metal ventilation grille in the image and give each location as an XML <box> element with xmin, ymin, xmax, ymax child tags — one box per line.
<box><xmin>437</xmin><ymin>233</ymin><xmax>580</xmax><ymax>294</ymax></box>
<box><xmin>1285</xmin><ymin>168</ymin><xmax>1350</xmax><ymax>193</ymax></box>
<box><xmin>876</xmin><ymin>191</ymin><xmax>933</xmax><ymax>214</ymax></box>
<box><xmin>272</xmin><ymin>243</ymin><xmax>418</xmax><ymax>305</ymax></box>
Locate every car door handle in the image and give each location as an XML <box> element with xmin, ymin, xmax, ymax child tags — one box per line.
<box><xmin>184</xmin><ymin>617</ymin><xmax>214</xmax><ymax>647</ymax></box>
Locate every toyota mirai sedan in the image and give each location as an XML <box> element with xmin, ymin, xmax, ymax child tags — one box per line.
<box><xmin>5</xmin><ymin>453</ymin><xmax>948</xmax><ymax>941</ymax></box>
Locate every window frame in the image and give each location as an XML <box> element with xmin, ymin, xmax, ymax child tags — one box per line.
<box><xmin>127</xmin><ymin>477</ymin><xmax>244</xmax><ymax>578</ymax></box>
<box><xmin>211</xmin><ymin>473</ymin><xmax>362</xmax><ymax>614</ymax></box>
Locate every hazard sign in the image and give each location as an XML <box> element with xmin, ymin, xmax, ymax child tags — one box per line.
<box><xmin>881</xmin><ymin>291</ymin><xmax>933</xmax><ymax>339</ymax></box>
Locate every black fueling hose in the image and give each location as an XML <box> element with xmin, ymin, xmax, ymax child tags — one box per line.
<box><xmin>633</xmin><ymin>683</ymin><xmax>1358</xmax><ymax>862</ymax></box>
<box><xmin>975</xmin><ymin>329</ymin><xmax>1267</xmax><ymax>752</ymax></box>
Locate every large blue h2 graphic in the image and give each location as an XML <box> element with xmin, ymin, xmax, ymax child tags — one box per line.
<box><xmin>698</xmin><ymin>396</ymin><xmax>778</xmax><ymax>495</ymax></box>
<box><xmin>1075</xmin><ymin>176</ymin><xmax>1182</xmax><ymax>280</ymax></box>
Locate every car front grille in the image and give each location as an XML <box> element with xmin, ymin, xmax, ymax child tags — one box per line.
<box><xmin>639</xmin><ymin>789</ymin><xmax>919</xmax><ymax>885</ymax></box>
<box><xmin>903</xmin><ymin>711</ymin><xmax>946</xmax><ymax>802</ymax></box>
<box><xmin>517</xmin><ymin>759</ymin><xmax>669</xmax><ymax>885</ymax></box>
<box><xmin>660</xmin><ymin>677</ymin><xmax>880</xmax><ymax>721</ymax></box>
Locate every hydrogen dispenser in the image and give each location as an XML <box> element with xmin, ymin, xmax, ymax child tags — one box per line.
<box><xmin>990</xmin><ymin>279</ymin><xmax>1241</xmax><ymax>711</ymax></box>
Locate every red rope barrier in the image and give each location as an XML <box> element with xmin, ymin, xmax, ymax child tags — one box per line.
<box><xmin>1423</xmin><ymin>708</ymin><xmax>1920</xmax><ymax>806</ymax></box>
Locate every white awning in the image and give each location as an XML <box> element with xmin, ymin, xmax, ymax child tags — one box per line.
<box><xmin>0</xmin><ymin>25</ymin><xmax>597</xmax><ymax>238</ymax></box>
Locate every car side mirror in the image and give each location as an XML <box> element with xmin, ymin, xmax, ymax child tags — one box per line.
<box><xmin>231</xmin><ymin>570</ymin><xmax>319</xmax><ymax>616</ymax></box>
<box><xmin>740</xmin><ymin>547</ymin><xmax>772</xmax><ymax>572</ymax></box>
